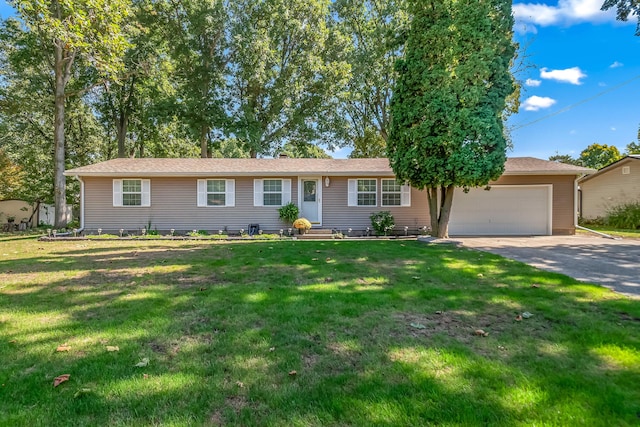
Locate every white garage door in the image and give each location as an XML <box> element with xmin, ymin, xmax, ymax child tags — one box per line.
<box><xmin>449</xmin><ymin>185</ymin><xmax>552</xmax><ymax>236</ymax></box>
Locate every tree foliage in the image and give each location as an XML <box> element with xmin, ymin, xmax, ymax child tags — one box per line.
<box><xmin>10</xmin><ymin>0</ymin><xmax>130</xmax><ymax>227</ymax></box>
<box><xmin>227</xmin><ymin>0</ymin><xmax>349</xmax><ymax>158</ymax></box>
<box><xmin>601</xmin><ymin>0</ymin><xmax>640</xmax><ymax>35</ymax></box>
<box><xmin>579</xmin><ymin>143</ymin><xmax>622</xmax><ymax>169</ymax></box>
<box><xmin>388</xmin><ymin>0</ymin><xmax>516</xmax><ymax>238</ymax></box>
<box><xmin>332</xmin><ymin>0</ymin><xmax>407</xmax><ymax>155</ymax></box>
<box><xmin>548</xmin><ymin>153</ymin><xmax>583</xmax><ymax>166</ymax></box>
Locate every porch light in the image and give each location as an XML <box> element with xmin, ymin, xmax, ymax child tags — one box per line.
<box><xmin>325</xmin><ymin>176</ymin><xmax>330</xmax><ymax>187</ymax></box>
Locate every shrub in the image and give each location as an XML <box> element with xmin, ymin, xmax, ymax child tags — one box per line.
<box><xmin>278</xmin><ymin>202</ymin><xmax>299</xmax><ymax>224</ymax></box>
<box><xmin>606</xmin><ymin>202</ymin><xmax>640</xmax><ymax>229</ymax></box>
<box><xmin>370</xmin><ymin>211</ymin><xmax>395</xmax><ymax>236</ymax></box>
<box><xmin>293</xmin><ymin>218</ymin><xmax>312</xmax><ymax>231</ymax></box>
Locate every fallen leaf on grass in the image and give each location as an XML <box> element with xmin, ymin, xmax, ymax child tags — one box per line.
<box><xmin>474</xmin><ymin>329</ymin><xmax>489</xmax><ymax>337</ymax></box>
<box><xmin>288</xmin><ymin>370</ymin><xmax>297</xmax><ymax>377</ymax></box>
<box><xmin>9</xmin><ymin>340</ymin><xmax>16</xmax><ymax>344</ymax></box>
<box><xmin>56</xmin><ymin>345</ymin><xmax>71</xmax><ymax>352</ymax></box>
<box><xmin>522</xmin><ymin>312</ymin><xmax>533</xmax><ymax>319</ymax></box>
<box><xmin>410</xmin><ymin>323</ymin><xmax>426</xmax><ymax>329</ymax></box>
<box><xmin>106</xmin><ymin>346</ymin><xmax>119</xmax><ymax>352</ymax></box>
<box><xmin>531</xmin><ymin>284</ymin><xmax>540</xmax><ymax>288</ymax></box>
<box><xmin>236</xmin><ymin>381</ymin><xmax>244</xmax><ymax>388</ymax></box>
<box><xmin>325</xmin><ymin>257</ymin><xmax>332</xmax><ymax>262</ymax></box>
<box><xmin>311</xmin><ymin>258</ymin><xmax>319</xmax><ymax>261</ymax></box>
<box><xmin>53</xmin><ymin>374</ymin><xmax>70</xmax><ymax>387</ymax></box>
<box><xmin>135</xmin><ymin>358</ymin><xmax>149</xmax><ymax>367</ymax></box>
<box><xmin>515</xmin><ymin>315</ymin><xmax>523</xmax><ymax>321</ymax></box>
<box><xmin>269</xmin><ymin>347</ymin><xmax>275</xmax><ymax>352</ymax></box>
<box><xmin>143</xmin><ymin>374</ymin><xmax>149</xmax><ymax>379</ymax></box>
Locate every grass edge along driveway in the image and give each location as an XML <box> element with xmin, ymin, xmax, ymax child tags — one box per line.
<box><xmin>1</xmin><ymin>238</ymin><xmax>639</xmax><ymax>426</ymax></box>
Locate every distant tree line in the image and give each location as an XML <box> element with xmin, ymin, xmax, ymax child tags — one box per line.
<box><xmin>549</xmin><ymin>138</ymin><xmax>640</xmax><ymax>170</ymax></box>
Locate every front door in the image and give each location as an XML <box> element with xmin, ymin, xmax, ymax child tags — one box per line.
<box><xmin>300</xmin><ymin>178</ymin><xmax>321</xmax><ymax>225</ymax></box>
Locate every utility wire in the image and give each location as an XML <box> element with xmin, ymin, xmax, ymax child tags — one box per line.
<box><xmin>511</xmin><ymin>73</ymin><xmax>640</xmax><ymax>131</ymax></box>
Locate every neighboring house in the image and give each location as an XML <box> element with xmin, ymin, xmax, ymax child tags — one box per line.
<box><xmin>0</xmin><ymin>199</ymin><xmax>37</xmax><ymax>226</ymax></box>
<box><xmin>579</xmin><ymin>155</ymin><xmax>640</xmax><ymax>220</ymax></box>
<box><xmin>64</xmin><ymin>157</ymin><xmax>591</xmax><ymax>236</ymax></box>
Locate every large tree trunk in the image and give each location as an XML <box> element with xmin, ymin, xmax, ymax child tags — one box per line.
<box><xmin>53</xmin><ymin>42</ymin><xmax>67</xmax><ymax>229</ymax></box>
<box><xmin>200</xmin><ymin>125</ymin><xmax>209</xmax><ymax>158</ymax></box>
<box><xmin>426</xmin><ymin>185</ymin><xmax>455</xmax><ymax>238</ymax></box>
<box><xmin>116</xmin><ymin>112</ymin><xmax>128</xmax><ymax>158</ymax></box>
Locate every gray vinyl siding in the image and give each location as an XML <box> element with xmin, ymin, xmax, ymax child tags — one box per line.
<box><xmin>83</xmin><ymin>176</ymin><xmax>298</xmax><ymax>233</ymax></box>
<box><xmin>320</xmin><ymin>176</ymin><xmax>429</xmax><ymax>234</ymax></box>
<box><xmin>581</xmin><ymin>159</ymin><xmax>640</xmax><ymax>219</ymax></box>
<box><xmin>493</xmin><ymin>174</ymin><xmax>576</xmax><ymax>234</ymax></box>
<box><xmin>82</xmin><ymin>174</ymin><xmax>577</xmax><ymax>235</ymax></box>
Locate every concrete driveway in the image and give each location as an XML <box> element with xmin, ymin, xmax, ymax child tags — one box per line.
<box><xmin>453</xmin><ymin>235</ymin><xmax>640</xmax><ymax>298</ymax></box>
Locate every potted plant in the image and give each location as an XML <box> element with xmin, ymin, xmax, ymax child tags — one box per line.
<box><xmin>293</xmin><ymin>217</ymin><xmax>312</xmax><ymax>234</ymax></box>
<box><xmin>278</xmin><ymin>202</ymin><xmax>299</xmax><ymax>225</ymax></box>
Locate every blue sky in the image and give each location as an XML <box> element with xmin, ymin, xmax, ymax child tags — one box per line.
<box><xmin>1</xmin><ymin>1</ymin><xmax>638</xmax><ymax>160</ymax></box>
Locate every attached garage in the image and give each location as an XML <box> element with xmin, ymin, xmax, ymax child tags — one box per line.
<box><xmin>449</xmin><ymin>185</ymin><xmax>552</xmax><ymax>236</ymax></box>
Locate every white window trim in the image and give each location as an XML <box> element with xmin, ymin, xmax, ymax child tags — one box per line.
<box><xmin>348</xmin><ymin>178</ymin><xmax>377</xmax><ymax>207</ymax></box>
<box><xmin>113</xmin><ymin>179</ymin><xmax>150</xmax><ymax>207</ymax></box>
<box><xmin>253</xmin><ymin>178</ymin><xmax>291</xmax><ymax>207</ymax></box>
<box><xmin>197</xmin><ymin>179</ymin><xmax>235</xmax><ymax>207</ymax></box>
<box><xmin>381</xmin><ymin>179</ymin><xmax>411</xmax><ymax>207</ymax></box>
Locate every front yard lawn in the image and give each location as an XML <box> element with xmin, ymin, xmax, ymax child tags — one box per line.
<box><xmin>1</xmin><ymin>238</ymin><xmax>639</xmax><ymax>426</ymax></box>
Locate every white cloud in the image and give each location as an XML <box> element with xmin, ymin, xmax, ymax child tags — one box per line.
<box><xmin>522</xmin><ymin>96</ymin><xmax>557</xmax><ymax>111</ymax></box>
<box><xmin>540</xmin><ymin>67</ymin><xmax>586</xmax><ymax>85</ymax></box>
<box><xmin>611</xmin><ymin>127</ymin><xmax>617</xmax><ymax>131</ymax></box>
<box><xmin>609</xmin><ymin>61</ymin><xmax>624</xmax><ymax>68</ymax></box>
<box><xmin>513</xmin><ymin>0</ymin><xmax>617</xmax><ymax>29</ymax></box>
<box><xmin>598</xmin><ymin>82</ymin><xmax>607</xmax><ymax>87</ymax></box>
<box><xmin>525</xmin><ymin>78</ymin><xmax>542</xmax><ymax>87</ymax></box>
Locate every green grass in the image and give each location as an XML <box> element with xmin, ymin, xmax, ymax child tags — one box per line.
<box><xmin>1</xmin><ymin>238</ymin><xmax>639</xmax><ymax>426</ymax></box>
<box><xmin>578</xmin><ymin>225</ymin><xmax>640</xmax><ymax>239</ymax></box>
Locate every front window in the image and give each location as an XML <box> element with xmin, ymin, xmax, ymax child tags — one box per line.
<box><xmin>207</xmin><ymin>180</ymin><xmax>226</xmax><ymax>206</ymax></box>
<box><xmin>382</xmin><ymin>179</ymin><xmax>402</xmax><ymax>206</ymax></box>
<box><xmin>122</xmin><ymin>179</ymin><xmax>142</xmax><ymax>206</ymax></box>
<box><xmin>263</xmin><ymin>179</ymin><xmax>282</xmax><ymax>206</ymax></box>
<box><xmin>357</xmin><ymin>179</ymin><xmax>377</xmax><ymax>206</ymax></box>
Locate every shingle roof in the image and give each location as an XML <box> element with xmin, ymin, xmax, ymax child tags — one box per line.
<box><xmin>578</xmin><ymin>155</ymin><xmax>640</xmax><ymax>183</ymax></box>
<box><xmin>64</xmin><ymin>156</ymin><xmax>593</xmax><ymax>177</ymax></box>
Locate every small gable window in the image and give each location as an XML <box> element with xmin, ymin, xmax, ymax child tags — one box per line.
<box><xmin>113</xmin><ymin>179</ymin><xmax>150</xmax><ymax>207</ymax></box>
<box><xmin>253</xmin><ymin>179</ymin><xmax>291</xmax><ymax>207</ymax></box>
<box><xmin>197</xmin><ymin>179</ymin><xmax>235</xmax><ymax>207</ymax></box>
<box><xmin>622</xmin><ymin>166</ymin><xmax>630</xmax><ymax>175</ymax></box>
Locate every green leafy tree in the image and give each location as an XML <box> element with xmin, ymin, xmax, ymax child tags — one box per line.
<box><xmin>332</xmin><ymin>0</ymin><xmax>408</xmax><ymax>154</ymax></box>
<box><xmin>548</xmin><ymin>153</ymin><xmax>582</xmax><ymax>166</ymax></box>
<box><xmin>11</xmin><ymin>0</ymin><xmax>130</xmax><ymax>227</ymax></box>
<box><xmin>0</xmin><ymin>148</ymin><xmax>22</xmax><ymax>199</ymax></box>
<box><xmin>601</xmin><ymin>0</ymin><xmax>640</xmax><ymax>35</ymax></box>
<box><xmin>276</xmin><ymin>141</ymin><xmax>332</xmax><ymax>158</ymax></box>
<box><xmin>579</xmin><ymin>143</ymin><xmax>622</xmax><ymax>169</ymax></box>
<box><xmin>388</xmin><ymin>0</ymin><xmax>516</xmax><ymax>238</ymax></box>
<box><xmin>626</xmin><ymin>141</ymin><xmax>640</xmax><ymax>155</ymax></box>
<box><xmin>158</xmin><ymin>0</ymin><xmax>228</xmax><ymax>158</ymax></box>
<box><xmin>349</xmin><ymin>127</ymin><xmax>387</xmax><ymax>158</ymax></box>
<box><xmin>228</xmin><ymin>0</ymin><xmax>350</xmax><ymax>157</ymax></box>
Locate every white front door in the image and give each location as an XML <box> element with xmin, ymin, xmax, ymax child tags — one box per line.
<box><xmin>300</xmin><ymin>178</ymin><xmax>321</xmax><ymax>225</ymax></box>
